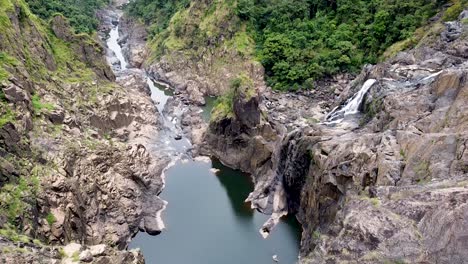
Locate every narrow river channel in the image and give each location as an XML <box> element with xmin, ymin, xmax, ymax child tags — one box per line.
<box><xmin>104</xmin><ymin>7</ymin><xmax>301</xmax><ymax>264</ymax></box>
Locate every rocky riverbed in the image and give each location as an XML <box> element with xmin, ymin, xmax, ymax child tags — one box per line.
<box><xmin>201</xmin><ymin>9</ymin><xmax>468</xmax><ymax>264</ymax></box>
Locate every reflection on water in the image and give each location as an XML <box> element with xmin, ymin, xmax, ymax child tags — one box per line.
<box><xmin>211</xmin><ymin>159</ymin><xmax>254</xmax><ymax>219</ymax></box>
<box><xmin>129</xmin><ymin>158</ymin><xmax>301</xmax><ymax>264</ymax></box>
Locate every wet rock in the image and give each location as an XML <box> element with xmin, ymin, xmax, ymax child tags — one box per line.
<box><xmin>143</xmin><ymin>216</ymin><xmax>162</xmax><ymax>236</ymax></box>
<box><xmin>272</xmin><ymin>255</ymin><xmax>279</xmax><ymax>262</ymax></box>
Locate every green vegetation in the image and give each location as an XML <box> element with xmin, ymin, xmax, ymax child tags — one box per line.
<box><xmin>31</xmin><ymin>94</ymin><xmax>54</xmax><ymax>115</ymax></box>
<box><xmin>127</xmin><ymin>0</ymin><xmax>253</xmax><ymax>66</ymax></box>
<box><xmin>230</xmin><ymin>73</ymin><xmax>255</xmax><ymax>99</ymax></box>
<box><xmin>71</xmin><ymin>251</ymin><xmax>80</xmax><ymax>262</ymax></box>
<box><xmin>45</xmin><ymin>212</ymin><xmax>56</xmax><ymax>226</ymax></box>
<box><xmin>0</xmin><ymin>105</ymin><xmax>14</xmax><ymax>127</ymax></box>
<box><xmin>24</xmin><ymin>0</ymin><xmax>110</xmax><ymax>33</ymax></box>
<box><xmin>359</xmin><ymin>193</ymin><xmax>381</xmax><ymax>207</ymax></box>
<box><xmin>312</xmin><ymin>230</ymin><xmax>321</xmax><ymax>240</ymax></box>
<box><xmin>0</xmin><ymin>88</ymin><xmax>15</xmax><ymax>127</ymax></box>
<box><xmin>443</xmin><ymin>0</ymin><xmax>467</xmax><ymax>21</ymax></box>
<box><xmin>0</xmin><ymin>52</ymin><xmax>18</xmax><ymax>82</ymax></box>
<box><xmin>58</xmin><ymin>248</ymin><xmax>67</xmax><ymax>258</ymax></box>
<box><xmin>237</xmin><ymin>0</ymin><xmax>449</xmax><ymax>90</ymax></box>
<box><xmin>0</xmin><ymin>174</ymin><xmax>40</xmax><ymax>225</ymax></box>
<box><xmin>414</xmin><ymin>160</ymin><xmax>431</xmax><ymax>182</ymax></box>
<box><xmin>211</xmin><ymin>73</ymin><xmax>255</xmax><ymax>121</ymax></box>
<box><xmin>0</xmin><ymin>225</ymin><xmax>31</xmax><ymax>243</ymax></box>
<box><xmin>211</xmin><ymin>86</ymin><xmax>235</xmax><ymax>121</ymax></box>
<box><xmin>127</xmin><ymin>0</ymin><xmax>464</xmax><ymax>91</ymax></box>
<box><xmin>126</xmin><ymin>0</ymin><xmax>190</xmax><ymax>37</ymax></box>
<box><xmin>399</xmin><ymin>149</ymin><xmax>407</xmax><ymax>160</ymax></box>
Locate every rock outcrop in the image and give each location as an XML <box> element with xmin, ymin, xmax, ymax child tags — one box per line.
<box><xmin>0</xmin><ymin>239</ymin><xmax>145</xmax><ymax>264</ymax></box>
<box><xmin>203</xmin><ymin>8</ymin><xmax>468</xmax><ymax>264</ymax></box>
<box><xmin>296</xmin><ymin>12</ymin><xmax>468</xmax><ymax>262</ymax></box>
<box><xmin>202</xmin><ymin>75</ymin><xmax>282</xmax><ymax>175</ymax></box>
<box><xmin>119</xmin><ymin>16</ymin><xmax>148</xmax><ymax>69</ymax></box>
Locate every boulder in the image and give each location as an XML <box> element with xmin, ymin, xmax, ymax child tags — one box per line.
<box><xmin>79</xmin><ymin>250</ymin><xmax>93</xmax><ymax>262</ymax></box>
<box><xmin>2</xmin><ymin>83</ymin><xmax>29</xmax><ymax>103</ymax></box>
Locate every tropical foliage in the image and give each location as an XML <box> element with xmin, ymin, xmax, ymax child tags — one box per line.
<box><xmin>25</xmin><ymin>0</ymin><xmax>109</xmax><ymax>33</ymax></box>
<box><xmin>237</xmin><ymin>0</ymin><xmax>448</xmax><ymax>90</ymax></box>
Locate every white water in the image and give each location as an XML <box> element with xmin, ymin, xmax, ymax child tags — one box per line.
<box><xmin>325</xmin><ymin>79</ymin><xmax>377</xmax><ymax>124</ymax></box>
<box><xmin>108</xmin><ymin>25</ymin><xmax>127</xmax><ymax>70</ymax></box>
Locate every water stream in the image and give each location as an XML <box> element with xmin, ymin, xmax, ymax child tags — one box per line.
<box><xmin>104</xmin><ymin>9</ymin><xmax>301</xmax><ymax>264</ymax></box>
<box><xmin>325</xmin><ymin>79</ymin><xmax>377</xmax><ymax>124</ymax></box>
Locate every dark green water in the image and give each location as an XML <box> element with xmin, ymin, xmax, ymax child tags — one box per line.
<box><xmin>129</xmin><ymin>158</ymin><xmax>302</xmax><ymax>264</ymax></box>
<box><xmin>201</xmin><ymin>96</ymin><xmax>217</xmax><ymax>122</ymax></box>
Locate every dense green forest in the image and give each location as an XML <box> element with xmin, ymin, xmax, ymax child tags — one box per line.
<box><xmin>126</xmin><ymin>0</ymin><xmax>191</xmax><ymax>37</ymax></box>
<box><xmin>237</xmin><ymin>0</ymin><xmax>452</xmax><ymax>90</ymax></box>
<box><xmin>126</xmin><ymin>0</ymin><xmax>461</xmax><ymax>90</ymax></box>
<box><xmin>24</xmin><ymin>0</ymin><xmax>109</xmax><ymax>33</ymax></box>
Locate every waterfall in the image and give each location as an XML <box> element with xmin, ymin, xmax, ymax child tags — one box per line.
<box><xmin>108</xmin><ymin>24</ymin><xmax>127</xmax><ymax>70</ymax></box>
<box><xmin>325</xmin><ymin>79</ymin><xmax>377</xmax><ymax>123</ymax></box>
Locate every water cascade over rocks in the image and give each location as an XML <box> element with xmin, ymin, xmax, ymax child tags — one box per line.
<box><xmin>325</xmin><ymin>79</ymin><xmax>377</xmax><ymax>124</ymax></box>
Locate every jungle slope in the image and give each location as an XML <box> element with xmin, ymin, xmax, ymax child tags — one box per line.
<box><xmin>125</xmin><ymin>0</ymin><xmax>265</xmax><ymax>106</ymax></box>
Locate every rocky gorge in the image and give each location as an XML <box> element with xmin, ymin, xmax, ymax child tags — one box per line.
<box><xmin>201</xmin><ymin>8</ymin><xmax>468</xmax><ymax>264</ymax></box>
<box><xmin>1</xmin><ymin>0</ymin><xmax>468</xmax><ymax>263</ymax></box>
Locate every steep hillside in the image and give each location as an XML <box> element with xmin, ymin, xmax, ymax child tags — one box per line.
<box><xmin>25</xmin><ymin>0</ymin><xmax>110</xmax><ymax>33</ymax></box>
<box><xmin>125</xmin><ymin>0</ymin><xmax>264</xmax><ymax>105</ymax></box>
<box><xmin>0</xmin><ymin>0</ymin><xmax>164</xmax><ymax>262</ymax></box>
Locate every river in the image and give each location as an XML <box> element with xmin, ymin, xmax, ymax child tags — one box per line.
<box><xmin>104</xmin><ymin>7</ymin><xmax>302</xmax><ymax>264</ymax></box>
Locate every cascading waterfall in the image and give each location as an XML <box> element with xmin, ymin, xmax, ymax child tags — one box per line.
<box><xmin>325</xmin><ymin>79</ymin><xmax>377</xmax><ymax>124</ymax></box>
<box><xmin>107</xmin><ymin>24</ymin><xmax>128</xmax><ymax>71</ymax></box>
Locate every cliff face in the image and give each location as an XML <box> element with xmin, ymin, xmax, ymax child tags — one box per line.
<box><xmin>204</xmin><ymin>7</ymin><xmax>468</xmax><ymax>264</ymax></box>
<box><xmin>0</xmin><ymin>0</ymin><xmax>166</xmax><ymax>262</ymax></box>
<box><xmin>297</xmin><ymin>12</ymin><xmax>468</xmax><ymax>262</ymax></box>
